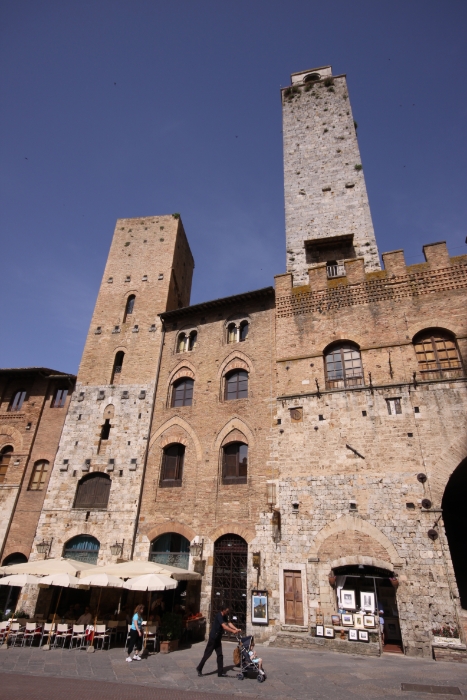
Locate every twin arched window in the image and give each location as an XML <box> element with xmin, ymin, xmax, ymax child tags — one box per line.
<box><xmin>222</xmin><ymin>442</ymin><xmax>248</xmax><ymax>484</ymax></box>
<box><xmin>160</xmin><ymin>444</ymin><xmax>184</xmax><ymax>486</ymax></box>
<box><xmin>28</xmin><ymin>460</ymin><xmax>49</xmax><ymax>490</ymax></box>
<box><xmin>225</xmin><ymin>369</ymin><xmax>248</xmax><ymax>400</ymax></box>
<box><xmin>227</xmin><ymin>321</ymin><xmax>249</xmax><ymax>344</ymax></box>
<box><xmin>123</xmin><ymin>295</ymin><xmax>135</xmax><ymax>322</ymax></box>
<box><xmin>74</xmin><ymin>472</ymin><xmax>111</xmax><ymax>509</ymax></box>
<box><xmin>0</xmin><ymin>446</ymin><xmax>13</xmax><ymax>484</ymax></box>
<box><xmin>413</xmin><ymin>330</ymin><xmax>463</xmax><ymax>379</ymax></box>
<box><xmin>177</xmin><ymin>331</ymin><xmax>197</xmax><ymax>353</ymax></box>
<box><xmin>324</xmin><ymin>343</ymin><xmax>363</xmax><ymax>389</ymax></box>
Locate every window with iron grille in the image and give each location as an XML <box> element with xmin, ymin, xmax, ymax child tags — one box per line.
<box><xmin>386</xmin><ymin>398</ymin><xmax>402</xmax><ymax>415</ymax></box>
<box><xmin>28</xmin><ymin>460</ymin><xmax>49</xmax><ymax>490</ymax></box>
<box><xmin>160</xmin><ymin>444</ymin><xmax>185</xmax><ymax>486</ymax></box>
<box><xmin>413</xmin><ymin>330</ymin><xmax>463</xmax><ymax>380</ymax></box>
<box><xmin>324</xmin><ymin>344</ymin><xmax>363</xmax><ymax>389</ymax></box>
<box><xmin>64</xmin><ymin>535</ymin><xmax>100</xmax><ymax>565</ymax></box>
<box><xmin>222</xmin><ymin>442</ymin><xmax>248</xmax><ymax>484</ymax></box>
<box><xmin>73</xmin><ymin>473</ymin><xmax>111</xmax><ymax>509</ymax></box>
<box><xmin>8</xmin><ymin>390</ymin><xmax>26</xmax><ymax>412</ymax></box>
<box><xmin>225</xmin><ymin>370</ymin><xmax>248</xmax><ymax>400</ymax></box>
<box><xmin>52</xmin><ymin>388</ymin><xmax>68</xmax><ymax>408</ymax></box>
<box><xmin>149</xmin><ymin>533</ymin><xmax>190</xmax><ymax>568</ymax></box>
<box><xmin>123</xmin><ymin>294</ymin><xmax>135</xmax><ymax>322</ymax></box>
<box><xmin>171</xmin><ymin>378</ymin><xmax>194</xmax><ymax>407</ymax></box>
<box><xmin>0</xmin><ymin>446</ymin><xmax>13</xmax><ymax>484</ymax></box>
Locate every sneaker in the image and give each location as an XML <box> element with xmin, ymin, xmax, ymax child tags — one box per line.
<box><xmin>133</xmin><ymin>655</ymin><xmax>142</xmax><ymax>660</ymax></box>
<box><xmin>260</xmin><ymin>670</ymin><xmax>265</xmax><ymax>675</ymax></box>
<box><xmin>126</xmin><ymin>657</ymin><xmax>132</xmax><ymax>663</ymax></box>
<box><xmin>196</xmin><ymin>668</ymin><xmax>203</xmax><ymax>677</ymax></box>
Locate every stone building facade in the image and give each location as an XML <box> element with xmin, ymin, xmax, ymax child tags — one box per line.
<box><xmin>4</xmin><ymin>65</ymin><xmax>467</xmax><ymax>659</ymax></box>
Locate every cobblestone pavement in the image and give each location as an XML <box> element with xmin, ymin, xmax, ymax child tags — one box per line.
<box><xmin>0</xmin><ymin>641</ymin><xmax>466</xmax><ymax>699</ymax></box>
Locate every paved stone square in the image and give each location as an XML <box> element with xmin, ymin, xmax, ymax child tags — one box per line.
<box><xmin>0</xmin><ymin>641</ymin><xmax>466</xmax><ymax>699</ymax></box>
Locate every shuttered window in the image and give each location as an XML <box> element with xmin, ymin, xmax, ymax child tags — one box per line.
<box><xmin>222</xmin><ymin>442</ymin><xmax>248</xmax><ymax>484</ymax></box>
<box><xmin>9</xmin><ymin>390</ymin><xmax>26</xmax><ymax>412</ymax></box>
<box><xmin>414</xmin><ymin>331</ymin><xmax>463</xmax><ymax>379</ymax></box>
<box><xmin>225</xmin><ymin>370</ymin><xmax>248</xmax><ymax>400</ymax></box>
<box><xmin>74</xmin><ymin>473</ymin><xmax>111</xmax><ymax>509</ymax></box>
<box><xmin>28</xmin><ymin>460</ymin><xmax>49</xmax><ymax>490</ymax></box>
<box><xmin>160</xmin><ymin>444</ymin><xmax>185</xmax><ymax>486</ymax></box>
<box><xmin>171</xmin><ymin>378</ymin><xmax>194</xmax><ymax>407</ymax></box>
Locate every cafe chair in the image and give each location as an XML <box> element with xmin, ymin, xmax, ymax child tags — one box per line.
<box><xmin>53</xmin><ymin>623</ymin><xmax>72</xmax><ymax>649</ymax></box>
<box><xmin>22</xmin><ymin>622</ymin><xmax>43</xmax><ymax>647</ymax></box>
<box><xmin>94</xmin><ymin>625</ymin><xmax>110</xmax><ymax>650</ymax></box>
<box><xmin>8</xmin><ymin>623</ymin><xmax>24</xmax><ymax>647</ymax></box>
<box><xmin>40</xmin><ymin>623</ymin><xmax>56</xmax><ymax>646</ymax></box>
<box><xmin>70</xmin><ymin>624</ymin><xmax>87</xmax><ymax>650</ymax></box>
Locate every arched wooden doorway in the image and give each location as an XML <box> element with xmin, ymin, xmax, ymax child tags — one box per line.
<box><xmin>442</xmin><ymin>456</ymin><xmax>467</xmax><ymax>608</ymax></box>
<box><xmin>211</xmin><ymin>534</ymin><xmax>247</xmax><ymax>630</ymax></box>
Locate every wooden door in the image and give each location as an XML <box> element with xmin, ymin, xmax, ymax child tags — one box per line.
<box><xmin>284</xmin><ymin>570</ymin><xmax>303</xmax><ymax>625</ymax></box>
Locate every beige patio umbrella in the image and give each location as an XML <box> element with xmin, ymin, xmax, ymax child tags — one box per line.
<box><xmin>123</xmin><ymin>574</ymin><xmax>177</xmax><ymax>654</ymax></box>
<box><xmin>0</xmin><ymin>574</ymin><xmax>43</xmax><ymax>649</ymax></box>
<box><xmin>38</xmin><ymin>573</ymin><xmax>87</xmax><ymax>651</ymax></box>
<box><xmin>0</xmin><ymin>557</ymin><xmax>96</xmax><ymax>576</ymax></box>
<box><xmin>80</xmin><ymin>560</ymin><xmax>201</xmax><ymax>581</ymax></box>
<box><xmin>78</xmin><ymin>573</ymin><xmax>124</xmax><ymax>653</ymax></box>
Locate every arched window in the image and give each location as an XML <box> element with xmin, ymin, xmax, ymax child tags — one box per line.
<box><xmin>225</xmin><ymin>370</ymin><xmax>248</xmax><ymax>400</ymax></box>
<box><xmin>324</xmin><ymin>343</ymin><xmax>364</xmax><ymax>389</ymax></box>
<box><xmin>0</xmin><ymin>446</ymin><xmax>13</xmax><ymax>484</ymax></box>
<box><xmin>74</xmin><ymin>472</ymin><xmax>111</xmax><ymax>509</ymax></box>
<box><xmin>413</xmin><ymin>330</ymin><xmax>463</xmax><ymax>380</ymax></box>
<box><xmin>149</xmin><ymin>533</ymin><xmax>190</xmax><ymax>568</ymax></box>
<box><xmin>28</xmin><ymin>460</ymin><xmax>49</xmax><ymax>491</ymax></box>
<box><xmin>177</xmin><ymin>330</ymin><xmax>197</xmax><ymax>352</ymax></box>
<box><xmin>188</xmin><ymin>330</ymin><xmax>197</xmax><ymax>351</ymax></box>
<box><xmin>222</xmin><ymin>442</ymin><xmax>248</xmax><ymax>484</ymax></box>
<box><xmin>2</xmin><ymin>552</ymin><xmax>28</xmax><ymax>566</ymax></box>
<box><xmin>111</xmin><ymin>351</ymin><xmax>125</xmax><ymax>384</ymax></box>
<box><xmin>123</xmin><ymin>294</ymin><xmax>135</xmax><ymax>322</ymax></box>
<box><xmin>239</xmin><ymin>321</ymin><xmax>249</xmax><ymax>341</ymax></box>
<box><xmin>160</xmin><ymin>444</ymin><xmax>185</xmax><ymax>486</ymax></box>
<box><xmin>227</xmin><ymin>323</ymin><xmax>237</xmax><ymax>344</ymax></box>
<box><xmin>8</xmin><ymin>390</ymin><xmax>26</xmax><ymax>412</ymax></box>
<box><xmin>177</xmin><ymin>332</ymin><xmax>187</xmax><ymax>352</ymax></box>
<box><xmin>171</xmin><ymin>378</ymin><xmax>194</xmax><ymax>407</ymax></box>
<box><xmin>64</xmin><ymin>535</ymin><xmax>100</xmax><ymax>565</ymax></box>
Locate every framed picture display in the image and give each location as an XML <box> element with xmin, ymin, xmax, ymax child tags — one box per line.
<box><xmin>360</xmin><ymin>592</ymin><xmax>375</xmax><ymax>612</ymax></box>
<box><xmin>340</xmin><ymin>589</ymin><xmax>356</xmax><ymax>610</ymax></box>
<box><xmin>348</xmin><ymin>628</ymin><xmax>358</xmax><ymax>641</ymax></box>
<box><xmin>363</xmin><ymin>615</ymin><xmax>375</xmax><ymax>628</ymax></box>
<box><xmin>353</xmin><ymin>613</ymin><xmax>365</xmax><ymax>629</ymax></box>
<box><xmin>315</xmin><ymin>625</ymin><xmax>324</xmax><ymax>637</ymax></box>
<box><xmin>331</xmin><ymin>614</ymin><xmax>341</xmax><ymax>626</ymax></box>
<box><xmin>324</xmin><ymin>627</ymin><xmax>335</xmax><ymax>638</ymax></box>
<box><xmin>358</xmin><ymin>630</ymin><xmax>369</xmax><ymax>642</ymax></box>
<box><xmin>251</xmin><ymin>591</ymin><xmax>268</xmax><ymax>625</ymax></box>
<box><xmin>341</xmin><ymin>613</ymin><xmax>353</xmax><ymax>627</ymax></box>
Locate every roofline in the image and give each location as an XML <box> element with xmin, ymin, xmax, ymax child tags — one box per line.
<box><xmin>159</xmin><ymin>287</ymin><xmax>275</xmax><ymax>320</ymax></box>
<box><xmin>0</xmin><ymin>367</ymin><xmax>76</xmax><ymax>378</ymax></box>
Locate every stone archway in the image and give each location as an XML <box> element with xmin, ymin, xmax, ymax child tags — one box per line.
<box><xmin>442</xmin><ymin>456</ymin><xmax>467</xmax><ymax>608</ymax></box>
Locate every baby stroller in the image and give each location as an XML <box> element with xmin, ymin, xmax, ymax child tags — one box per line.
<box><xmin>235</xmin><ymin>635</ymin><xmax>266</xmax><ymax>683</ymax></box>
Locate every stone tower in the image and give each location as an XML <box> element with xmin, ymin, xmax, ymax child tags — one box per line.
<box><xmin>282</xmin><ymin>65</ymin><xmax>380</xmax><ymax>286</ymax></box>
<box><xmin>32</xmin><ymin>215</ymin><xmax>194</xmax><ymax>566</ymax></box>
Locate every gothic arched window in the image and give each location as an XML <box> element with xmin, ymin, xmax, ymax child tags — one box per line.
<box><xmin>123</xmin><ymin>295</ymin><xmax>135</xmax><ymax>322</ymax></box>
<box><xmin>171</xmin><ymin>378</ymin><xmax>194</xmax><ymax>407</ymax></box>
<box><xmin>225</xmin><ymin>370</ymin><xmax>248</xmax><ymax>400</ymax></box>
<box><xmin>28</xmin><ymin>460</ymin><xmax>49</xmax><ymax>491</ymax></box>
<box><xmin>324</xmin><ymin>342</ymin><xmax>364</xmax><ymax>389</ymax></box>
<box><xmin>222</xmin><ymin>442</ymin><xmax>248</xmax><ymax>484</ymax></box>
<box><xmin>0</xmin><ymin>446</ymin><xmax>13</xmax><ymax>484</ymax></box>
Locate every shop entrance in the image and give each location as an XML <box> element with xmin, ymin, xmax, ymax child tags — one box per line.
<box><xmin>442</xmin><ymin>456</ymin><xmax>467</xmax><ymax>609</ymax></box>
<box><xmin>335</xmin><ymin>564</ymin><xmax>403</xmax><ymax>653</ymax></box>
<box><xmin>211</xmin><ymin>534</ymin><xmax>247</xmax><ymax>631</ymax></box>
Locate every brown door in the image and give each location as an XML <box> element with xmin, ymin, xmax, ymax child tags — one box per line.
<box><xmin>284</xmin><ymin>570</ymin><xmax>303</xmax><ymax>625</ymax></box>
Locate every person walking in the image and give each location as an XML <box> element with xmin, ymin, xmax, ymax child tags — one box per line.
<box><xmin>126</xmin><ymin>604</ymin><xmax>144</xmax><ymax>662</ymax></box>
<box><xmin>196</xmin><ymin>604</ymin><xmax>241</xmax><ymax>678</ymax></box>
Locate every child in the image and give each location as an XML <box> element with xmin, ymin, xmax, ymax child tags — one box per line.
<box><xmin>248</xmin><ymin>640</ymin><xmax>265</xmax><ymax>676</ymax></box>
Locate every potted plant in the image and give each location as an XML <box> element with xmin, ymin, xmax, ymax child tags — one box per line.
<box><xmin>159</xmin><ymin>612</ymin><xmax>183</xmax><ymax>653</ymax></box>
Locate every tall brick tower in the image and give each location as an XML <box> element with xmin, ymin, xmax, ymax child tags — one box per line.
<box><xmin>282</xmin><ymin>65</ymin><xmax>380</xmax><ymax>286</ymax></box>
<box><xmin>32</xmin><ymin>215</ymin><xmax>194</xmax><ymax>567</ymax></box>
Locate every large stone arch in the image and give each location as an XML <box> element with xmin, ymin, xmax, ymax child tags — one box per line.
<box><xmin>214</xmin><ymin>417</ymin><xmax>256</xmax><ymax>451</ymax></box>
<box><xmin>309</xmin><ymin>514</ymin><xmax>404</xmax><ymax>567</ymax></box>
<box><xmin>208</xmin><ymin>523</ymin><xmax>256</xmax><ymax>544</ymax></box>
<box><xmin>425</xmin><ymin>432</ymin><xmax>467</xmax><ymax>504</ymax></box>
<box><xmin>149</xmin><ymin>416</ymin><xmax>202</xmax><ymax>461</ymax></box>
<box><xmin>146</xmin><ymin>522</ymin><xmax>197</xmax><ymax>545</ymax></box>
<box><xmin>0</xmin><ymin>425</ymin><xmax>23</xmax><ymax>451</ymax></box>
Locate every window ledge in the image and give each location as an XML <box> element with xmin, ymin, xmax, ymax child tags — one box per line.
<box><xmin>159</xmin><ymin>481</ymin><xmax>182</xmax><ymax>488</ymax></box>
<box><xmin>222</xmin><ymin>479</ymin><xmax>248</xmax><ymax>485</ymax></box>
<box><xmin>72</xmin><ymin>507</ymin><xmax>108</xmax><ymax>511</ymax></box>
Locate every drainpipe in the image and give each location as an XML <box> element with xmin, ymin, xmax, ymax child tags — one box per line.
<box><xmin>130</xmin><ymin>318</ymin><xmax>166</xmax><ymax>560</ymax></box>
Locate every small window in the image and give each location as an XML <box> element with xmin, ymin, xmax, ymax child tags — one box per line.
<box><xmin>111</xmin><ymin>351</ymin><xmax>125</xmax><ymax>383</ymax></box>
<box><xmin>386</xmin><ymin>398</ymin><xmax>402</xmax><ymax>415</ymax></box>
<box><xmin>239</xmin><ymin>321</ymin><xmax>249</xmax><ymax>342</ymax></box>
<box><xmin>100</xmin><ymin>419</ymin><xmax>112</xmax><ymax>440</ymax></box>
<box><xmin>227</xmin><ymin>323</ymin><xmax>237</xmax><ymax>344</ymax></box>
<box><xmin>413</xmin><ymin>330</ymin><xmax>463</xmax><ymax>379</ymax></box>
<box><xmin>160</xmin><ymin>444</ymin><xmax>185</xmax><ymax>486</ymax></box>
<box><xmin>28</xmin><ymin>460</ymin><xmax>49</xmax><ymax>490</ymax></box>
<box><xmin>9</xmin><ymin>390</ymin><xmax>26</xmax><ymax>412</ymax></box>
<box><xmin>177</xmin><ymin>333</ymin><xmax>187</xmax><ymax>353</ymax></box>
<box><xmin>225</xmin><ymin>370</ymin><xmax>248</xmax><ymax>400</ymax></box>
<box><xmin>52</xmin><ymin>388</ymin><xmax>68</xmax><ymax>408</ymax></box>
<box><xmin>222</xmin><ymin>442</ymin><xmax>248</xmax><ymax>484</ymax></box>
<box><xmin>171</xmin><ymin>378</ymin><xmax>194</xmax><ymax>407</ymax></box>
<box><xmin>188</xmin><ymin>330</ymin><xmax>197</xmax><ymax>351</ymax></box>
<box><xmin>324</xmin><ymin>343</ymin><xmax>364</xmax><ymax>389</ymax></box>
<box><xmin>0</xmin><ymin>446</ymin><xmax>13</xmax><ymax>484</ymax></box>
<box><xmin>74</xmin><ymin>473</ymin><xmax>111</xmax><ymax>509</ymax></box>
<box><xmin>123</xmin><ymin>295</ymin><xmax>135</xmax><ymax>322</ymax></box>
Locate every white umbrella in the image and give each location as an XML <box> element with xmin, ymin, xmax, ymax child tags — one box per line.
<box><xmin>39</xmin><ymin>573</ymin><xmax>84</xmax><ymax>587</ymax></box>
<box><xmin>80</xmin><ymin>560</ymin><xmax>200</xmax><ymax>581</ymax></box>
<box><xmin>0</xmin><ymin>574</ymin><xmax>42</xmax><ymax>587</ymax></box>
<box><xmin>123</xmin><ymin>574</ymin><xmax>177</xmax><ymax>592</ymax></box>
<box><xmin>0</xmin><ymin>558</ymin><xmax>96</xmax><ymax>576</ymax></box>
<box><xmin>79</xmin><ymin>573</ymin><xmax>123</xmax><ymax>588</ymax></box>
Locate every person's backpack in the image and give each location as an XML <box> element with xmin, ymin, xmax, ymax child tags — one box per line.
<box><xmin>233</xmin><ymin>645</ymin><xmax>241</xmax><ymax>666</ymax></box>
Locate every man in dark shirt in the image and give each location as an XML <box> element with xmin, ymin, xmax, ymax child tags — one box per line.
<box><xmin>196</xmin><ymin>605</ymin><xmax>241</xmax><ymax>677</ymax></box>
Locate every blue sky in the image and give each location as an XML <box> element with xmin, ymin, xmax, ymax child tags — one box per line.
<box><xmin>1</xmin><ymin>0</ymin><xmax>466</xmax><ymax>374</ymax></box>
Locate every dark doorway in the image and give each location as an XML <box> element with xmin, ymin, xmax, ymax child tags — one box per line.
<box><xmin>211</xmin><ymin>534</ymin><xmax>247</xmax><ymax>632</ymax></box>
<box><xmin>442</xmin><ymin>457</ymin><xmax>467</xmax><ymax>608</ymax></box>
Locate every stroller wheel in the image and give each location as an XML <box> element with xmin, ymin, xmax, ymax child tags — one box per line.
<box><xmin>237</xmin><ymin>673</ymin><xmax>244</xmax><ymax>680</ymax></box>
<box><xmin>257</xmin><ymin>674</ymin><xmax>265</xmax><ymax>683</ymax></box>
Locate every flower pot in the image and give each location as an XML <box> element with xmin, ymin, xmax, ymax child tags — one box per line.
<box><xmin>160</xmin><ymin>639</ymin><xmax>179</xmax><ymax>654</ymax></box>
<box><xmin>389</xmin><ymin>577</ymin><xmax>399</xmax><ymax>589</ymax></box>
<box><xmin>328</xmin><ymin>575</ymin><xmax>336</xmax><ymax>588</ymax></box>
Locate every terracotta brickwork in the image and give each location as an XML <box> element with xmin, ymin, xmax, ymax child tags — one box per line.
<box><xmin>0</xmin><ymin>368</ymin><xmax>75</xmax><ymax>562</ymax></box>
